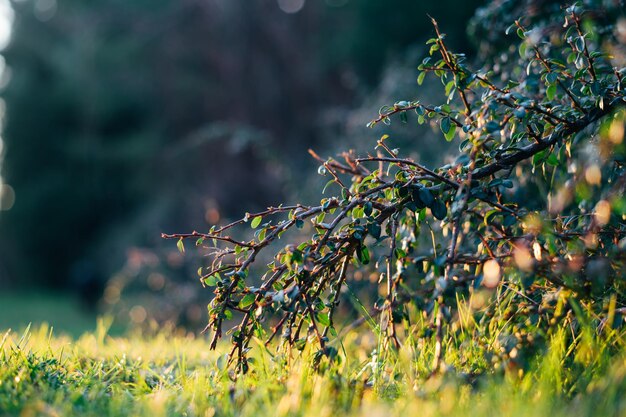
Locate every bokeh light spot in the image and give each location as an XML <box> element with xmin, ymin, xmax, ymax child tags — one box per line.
<box><xmin>608</xmin><ymin>118</ymin><xmax>624</xmax><ymax>144</ymax></box>
<box><xmin>129</xmin><ymin>305</ymin><xmax>147</xmax><ymax>324</ymax></box>
<box><xmin>585</xmin><ymin>164</ymin><xmax>602</xmax><ymax>185</ymax></box>
<box><xmin>277</xmin><ymin>0</ymin><xmax>305</xmax><ymax>14</ymax></box>
<box><xmin>0</xmin><ymin>183</ymin><xmax>15</xmax><ymax>210</ymax></box>
<box><xmin>594</xmin><ymin>200</ymin><xmax>611</xmax><ymax>226</ymax></box>
<box><xmin>482</xmin><ymin>259</ymin><xmax>501</xmax><ymax>288</ymax></box>
<box><xmin>34</xmin><ymin>0</ymin><xmax>56</xmax><ymax>22</ymax></box>
<box><xmin>514</xmin><ymin>244</ymin><xmax>534</xmax><ymax>271</ymax></box>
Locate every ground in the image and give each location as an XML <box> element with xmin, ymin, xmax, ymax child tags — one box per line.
<box><xmin>1</xmin><ymin>300</ymin><xmax>626</xmax><ymax>417</ymax></box>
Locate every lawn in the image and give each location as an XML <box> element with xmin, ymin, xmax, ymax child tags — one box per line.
<box><xmin>1</xmin><ymin>315</ymin><xmax>625</xmax><ymax>417</ymax></box>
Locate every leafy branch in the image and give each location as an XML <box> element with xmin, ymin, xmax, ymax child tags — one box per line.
<box><xmin>164</xmin><ymin>3</ymin><xmax>626</xmax><ymax>375</ymax></box>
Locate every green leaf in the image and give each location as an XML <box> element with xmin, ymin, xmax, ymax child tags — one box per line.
<box><xmin>316</xmin><ymin>312</ymin><xmax>331</xmax><ymax>327</ymax></box>
<box><xmin>546</xmin><ymin>153</ymin><xmax>559</xmax><ymax>166</ymax></box>
<box><xmin>290</xmin><ymin>249</ymin><xmax>303</xmax><ymax>264</ymax></box>
<box><xmin>533</xmin><ymin>149</ymin><xmax>548</xmax><ymax>166</ymax></box>
<box><xmin>440</xmin><ymin>117</ymin><xmax>451</xmax><ymax>134</ymax></box>
<box><xmin>444</xmin><ymin>124</ymin><xmax>456</xmax><ymax>142</ymax></box>
<box><xmin>485</xmin><ymin>121</ymin><xmax>500</xmax><ymax>133</ymax></box>
<box><xmin>322</xmin><ymin>179</ymin><xmax>335</xmax><ymax>194</ymax></box>
<box><xmin>239</xmin><ymin>293</ymin><xmax>256</xmax><ymax>309</ymax></box>
<box><xmin>483</xmin><ymin>209</ymin><xmax>499</xmax><ymax>226</ymax></box>
<box><xmin>503</xmin><ymin>214</ymin><xmax>517</xmax><ymax>227</ymax></box>
<box><xmin>431</xmin><ymin>199</ymin><xmax>447</xmax><ymax>220</ymax></box>
<box><xmin>411</xmin><ymin>188</ymin><xmax>426</xmax><ymax>209</ymax></box>
<box><xmin>518</xmin><ymin>42</ymin><xmax>528</xmax><ymax>59</ymax></box>
<box><xmin>363</xmin><ymin>201</ymin><xmax>373</xmax><ymax>216</ymax></box>
<box><xmin>546</xmin><ymin>84</ymin><xmax>557</xmax><ymax>101</ymax></box>
<box><xmin>357</xmin><ymin>246</ymin><xmax>370</xmax><ymax>265</ymax></box>
<box><xmin>418</xmin><ymin>188</ymin><xmax>435</xmax><ymax>207</ymax></box>
<box><xmin>204</xmin><ymin>275</ymin><xmax>218</xmax><ymax>287</ymax></box>
<box><xmin>251</xmin><ymin>216</ymin><xmax>262</xmax><ymax>229</ymax></box>
<box><xmin>177</xmin><ymin>238</ymin><xmax>185</xmax><ymax>254</ymax></box>
<box><xmin>294</xmin><ymin>338</ymin><xmax>307</xmax><ymax>351</ymax></box>
<box><xmin>444</xmin><ymin>80</ymin><xmax>455</xmax><ymax>97</ymax></box>
<box><xmin>367</xmin><ymin>222</ymin><xmax>381</xmax><ymax>240</ymax></box>
<box><xmin>417</xmin><ymin>71</ymin><xmax>426</xmax><ymax>86</ymax></box>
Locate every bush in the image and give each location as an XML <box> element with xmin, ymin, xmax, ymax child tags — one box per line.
<box><xmin>165</xmin><ymin>1</ymin><xmax>626</xmax><ymax>374</ymax></box>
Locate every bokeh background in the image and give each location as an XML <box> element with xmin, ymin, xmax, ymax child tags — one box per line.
<box><xmin>0</xmin><ymin>0</ymin><xmax>486</xmax><ymax>334</ymax></box>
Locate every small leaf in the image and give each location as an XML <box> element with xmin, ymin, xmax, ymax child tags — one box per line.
<box><xmin>316</xmin><ymin>312</ymin><xmax>331</xmax><ymax>327</ymax></box>
<box><xmin>544</xmin><ymin>154</ymin><xmax>558</xmax><ymax>166</ymax></box>
<box><xmin>485</xmin><ymin>121</ymin><xmax>500</xmax><ymax>133</ymax></box>
<box><xmin>177</xmin><ymin>238</ymin><xmax>185</xmax><ymax>254</ymax></box>
<box><xmin>322</xmin><ymin>179</ymin><xmax>335</xmax><ymax>194</ymax></box>
<box><xmin>518</xmin><ymin>42</ymin><xmax>528</xmax><ymax>59</ymax></box>
<box><xmin>444</xmin><ymin>80</ymin><xmax>455</xmax><ymax>97</ymax></box>
<box><xmin>363</xmin><ymin>201</ymin><xmax>373</xmax><ymax>216</ymax></box>
<box><xmin>503</xmin><ymin>214</ymin><xmax>517</xmax><ymax>227</ymax></box>
<box><xmin>239</xmin><ymin>293</ymin><xmax>256</xmax><ymax>309</ymax></box>
<box><xmin>367</xmin><ymin>222</ymin><xmax>381</xmax><ymax>239</ymax></box>
<box><xmin>294</xmin><ymin>338</ymin><xmax>307</xmax><ymax>351</ymax></box>
<box><xmin>431</xmin><ymin>199</ymin><xmax>447</xmax><ymax>220</ymax></box>
<box><xmin>418</xmin><ymin>188</ymin><xmax>435</xmax><ymax>207</ymax></box>
<box><xmin>546</xmin><ymin>84</ymin><xmax>557</xmax><ymax>101</ymax></box>
<box><xmin>484</xmin><ymin>209</ymin><xmax>499</xmax><ymax>226</ymax></box>
<box><xmin>357</xmin><ymin>246</ymin><xmax>370</xmax><ymax>265</ymax></box>
<box><xmin>533</xmin><ymin>149</ymin><xmax>548</xmax><ymax>166</ymax></box>
<box><xmin>411</xmin><ymin>188</ymin><xmax>426</xmax><ymax>209</ymax></box>
<box><xmin>204</xmin><ymin>275</ymin><xmax>218</xmax><ymax>287</ymax></box>
<box><xmin>444</xmin><ymin>124</ymin><xmax>456</xmax><ymax>142</ymax></box>
<box><xmin>251</xmin><ymin>216</ymin><xmax>262</xmax><ymax>229</ymax></box>
<box><xmin>417</xmin><ymin>71</ymin><xmax>426</xmax><ymax>86</ymax></box>
<box><xmin>546</xmin><ymin>72</ymin><xmax>558</xmax><ymax>84</ymax></box>
<box><xmin>440</xmin><ymin>117</ymin><xmax>451</xmax><ymax>135</ymax></box>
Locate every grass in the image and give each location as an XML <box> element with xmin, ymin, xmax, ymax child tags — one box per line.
<box><xmin>1</xmin><ymin>313</ymin><xmax>626</xmax><ymax>417</ymax></box>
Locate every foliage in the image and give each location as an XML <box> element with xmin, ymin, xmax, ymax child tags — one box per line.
<box><xmin>1</xmin><ymin>321</ymin><xmax>626</xmax><ymax>416</ymax></box>
<box><xmin>165</xmin><ymin>2</ymin><xmax>626</xmax><ymax>375</ymax></box>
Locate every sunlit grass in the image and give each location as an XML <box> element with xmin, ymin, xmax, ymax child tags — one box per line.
<box><xmin>1</xmin><ymin>315</ymin><xmax>625</xmax><ymax>417</ymax></box>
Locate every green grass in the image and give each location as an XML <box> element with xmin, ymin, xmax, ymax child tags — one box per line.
<box><xmin>1</xmin><ymin>316</ymin><xmax>626</xmax><ymax>417</ymax></box>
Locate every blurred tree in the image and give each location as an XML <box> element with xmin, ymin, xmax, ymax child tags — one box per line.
<box><xmin>0</xmin><ymin>0</ymin><xmax>482</xmax><ymax>292</ymax></box>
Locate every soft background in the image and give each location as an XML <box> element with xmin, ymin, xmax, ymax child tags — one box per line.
<box><xmin>0</xmin><ymin>0</ymin><xmax>484</xmax><ymax>334</ymax></box>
